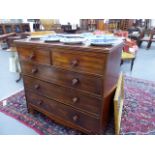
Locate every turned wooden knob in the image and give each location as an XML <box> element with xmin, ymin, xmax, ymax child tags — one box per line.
<box><xmin>72</xmin><ymin>78</ymin><xmax>79</xmax><ymax>85</ymax></box>
<box><xmin>34</xmin><ymin>84</ymin><xmax>40</xmax><ymax>89</ymax></box>
<box><xmin>31</xmin><ymin>68</ymin><xmax>38</xmax><ymax>74</ymax></box>
<box><xmin>72</xmin><ymin>115</ymin><xmax>78</xmax><ymax>122</ymax></box>
<box><xmin>29</xmin><ymin>53</ymin><xmax>35</xmax><ymax>60</ymax></box>
<box><xmin>72</xmin><ymin>97</ymin><xmax>79</xmax><ymax>103</ymax></box>
<box><xmin>37</xmin><ymin>100</ymin><xmax>43</xmax><ymax>105</ymax></box>
<box><xmin>71</xmin><ymin>59</ymin><xmax>78</xmax><ymax>67</ymax></box>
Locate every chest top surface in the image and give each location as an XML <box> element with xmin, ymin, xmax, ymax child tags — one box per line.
<box><xmin>15</xmin><ymin>38</ymin><xmax>123</xmax><ymax>54</ymax></box>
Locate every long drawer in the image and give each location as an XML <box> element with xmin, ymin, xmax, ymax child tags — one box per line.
<box><xmin>17</xmin><ymin>46</ymin><xmax>51</xmax><ymax>65</ymax></box>
<box><xmin>24</xmin><ymin>76</ymin><xmax>102</xmax><ymax>116</ymax></box>
<box><xmin>26</xmin><ymin>91</ymin><xmax>100</xmax><ymax>133</ymax></box>
<box><xmin>52</xmin><ymin>49</ymin><xmax>106</xmax><ymax>75</ymax></box>
<box><xmin>20</xmin><ymin>61</ymin><xmax>103</xmax><ymax>96</ymax></box>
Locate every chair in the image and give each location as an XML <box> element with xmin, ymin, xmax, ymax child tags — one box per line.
<box><xmin>114</xmin><ymin>73</ymin><xmax>124</xmax><ymax>135</ymax></box>
<box><xmin>146</xmin><ymin>29</ymin><xmax>155</xmax><ymax>49</ymax></box>
<box><xmin>138</xmin><ymin>29</ymin><xmax>154</xmax><ymax>49</ymax></box>
<box><xmin>121</xmin><ymin>38</ymin><xmax>138</xmax><ymax>71</ymax></box>
<box><xmin>121</xmin><ymin>51</ymin><xmax>136</xmax><ymax>71</ymax></box>
<box><xmin>128</xmin><ymin>27</ymin><xmax>145</xmax><ymax>46</ymax></box>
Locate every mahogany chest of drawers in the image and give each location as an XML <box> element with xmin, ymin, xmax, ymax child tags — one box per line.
<box><xmin>15</xmin><ymin>39</ymin><xmax>123</xmax><ymax>134</ymax></box>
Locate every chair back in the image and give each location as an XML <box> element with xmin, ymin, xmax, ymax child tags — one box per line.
<box><xmin>114</xmin><ymin>73</ymin><xmax>124</xmax><ymax>135</ymax></box>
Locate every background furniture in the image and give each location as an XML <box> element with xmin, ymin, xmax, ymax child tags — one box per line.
<box><xmin>8</xmin><ymin>47</ymin><xmax>22</xmax><ymax>82</ymax></box>
<box><xmin>121</xmin><ymin>39</ymin><xmax>138</xmax><ymax>71</ymax></box>
<box><xmin>80</xmin><ymin>19</ymin><xmax>97</xmax><ymax>31</ymax></box>
<box><xmin>7</xmin><ymin>34</ymin><xmax>29</xmax><ymax>82</ymax></box>
<box><xmin>108</xmin><ymin>19</ymin><xmax>134</xmax><ymax>32</ymax></box>
<box><xmin>15</xmin><ymin>39</ymin><xmax>123</xmax><ymax>134</ymax></box>
<box><xmin>80</xmin><ymin>19</ymin><xmax>105</xmax><ymax>31</ymax></box>
<box><xmin>138</xmin><ymin>29</ymin><xmax>155</xmax><ymax>49</ymax></box>
<box><xmin>40</xmin><ymin>19</ymin><xmax>60</xmax><ymax>30</ymax></box>
<box><xmin>121</xmin><ymin>51</ymin><xmax>136</xmax><ymax>71</ymax></box>
<box><xmin>61</xmin><ymin>24</ymin><xmax>78</xmax><ymax>33</ymax></box>
<box><xmin>0</xmin><ymin>32</ymin><xmax>16</xmax><ymax>49</ymax></box>
<box><xmin>138</xmin><ymin>34</ymin><xmax>150</xmax><ymax>49</ymax></box>
<box><xmin>146</xmin><ymin>29</ymin><xmax>155</xmax><ymax>49</ymax></box>
<box><xmin>0</xmin><ymin>23</ymin><xmax>30</xmax><ymax>35</ymax></box>
<box><xmin>114</xmin><ymin>73</ymin><xmax>124</xmax><ymax>135</ymax></box>
<box><xmin>31</xmin><ymin>19</ymin><xmax>63</xmax><ymax>32</ymax></box>
<box><xmin>128</xmin><ymin>26</ymin><xmax>145</xmax><ymax>45</ymax></box>
<box><xmin>30</xmin><ymin>31</ymin><xmax>55</xmax><ymax>36</ymax></box>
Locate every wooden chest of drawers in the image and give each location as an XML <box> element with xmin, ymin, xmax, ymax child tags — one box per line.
<box><xmin>15</xmin><ymin>39</ymin><xmax>123</xmax><ymax>134</ymax></box>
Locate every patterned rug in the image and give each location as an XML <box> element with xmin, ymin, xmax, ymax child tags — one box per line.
<box><xmin>0</xmin><ymin>76</ymin><xmax>155</xmax><ymax>135</ymax></box>
<box><xmin>121</xmin><ymin>76</ymin><xmax>155</xmax><ymax>135</ymax></box>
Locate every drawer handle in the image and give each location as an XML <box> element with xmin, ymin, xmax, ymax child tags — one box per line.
<box><xmin>31</xmin><ymin>68</ymin><xmax>38</xmax><ymax>74</ymax></box>
<box><xmin>34</xmin><ymin>84</ymin><xmax>40</xmax><ymax>89</ymax></box>
<box><xmin>37</xmin><ymin>100</ymin><xmax>43</xmax><ymax>105</ymax></box>
<box><xmin>72</xmin><ymin>78</ymin><xmax>79</xmax><ymax>85</ymax></box>
<box><xmin>72</xmin><ymin>115</ymin><xmax>79</xmax><ymax>122</ymax></box>
<box><xmin>72</xmin><ymin>97</ymin><xmax>79</xmax><ymax>103</ymax></box>
<box><xmin>71</xmin><ymin>59</ymin><xmax>78</xmax><ymax>67</ymax></box>
<box><xmin>29</xmin><ymin>53</ymin><xmax>35</xmax><ymax>60</ymax></box>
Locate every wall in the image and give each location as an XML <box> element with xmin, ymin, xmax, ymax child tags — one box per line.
<box><xmin>151</xmin><ymin>19</ymin><xmax>155</xmax><ymax>27</ymax></box>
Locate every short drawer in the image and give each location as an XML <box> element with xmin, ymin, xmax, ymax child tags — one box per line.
<box><xmin>26</xmin><ymin>92</ymin><xmax>100</xmax><ymax>133</ymax></box>
<box><xmin>21</xmin><ymin>61</ymin><xmax>103</xmax><ymax>96</ymax></box>
<box><xmin>52</xmin><ymin>49</ymin><xmax>106</xmax><ymax>75</ymax></box>
<box><xmin>17</xmin><ymin>46</ymin><xmax>50</xmax><ymax>65</ymax></box>
<box><xmin>24</xmin><ymin>76</ymin><xmax>102</xmax><ymax>116</ymax></box>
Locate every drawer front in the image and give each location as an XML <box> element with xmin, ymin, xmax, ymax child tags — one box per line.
<box><xmin>24</xmin><ymin>76</ymin><xmax>101</xmax><ymax>116</ymax></box>
<box><xmin>21</xmin><ymin>61</ymin><xmax>103</xmax><ymax>96</ymax></box>
<box><xmin>26</xmin><ymin>92</ymin><xmax>100</xmax><ymax>133</ymax></box>
<box><xmin>52</xmin><ymin>49</ymin><xmax>106</xmax><ymax>75</ymax></box>
<box><xmin>17</xmin><ymin>46</ymin><xmax>50</xmax><ymax>65</ymax></box>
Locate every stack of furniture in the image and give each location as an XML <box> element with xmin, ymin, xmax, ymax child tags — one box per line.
<box><xmin>0</xmin><ymin>23</ymin><xmax>30</xmax><ymax>35</ymax></box>
<box><xmin>108</xmin><ymin>19</ymin><xmax>134</xmax><ymax>31</ymax></box>
<box><xmin>120</xmin><ymin>20</ymin><xmax>135</xmax><ymax>30</ymax></box>
<box><xmin>40</xmin><ymin>19</ymin><xmax>61</xmax><ymax>31</ymax></box>
<box><xmin>108</xmin><ymin>20</ymin><xmax>120</xmax><ymax>32</ymax></box>
<box><xmin>15</xmin><ymin>39</ymin><xmax>123</xmax><ymax>134</ymax></box>
<box><xmin>97</xmin><ymin>20</ymin><xmax>105</xmax><ymax>31</ymax></box>
<box><xmin>80</xmin><ymin>19</ymin><xmax>97</xmax><ymax>31</ymax></box>
<box><xmin>119</xmin><ymin>20</ymin><xmax>129</xmax><ymax>30</ymax></box>
<box><xmin>80</xmin><ymin>19</ymin><xmax>105</xmax><ymax>31</ymax></box>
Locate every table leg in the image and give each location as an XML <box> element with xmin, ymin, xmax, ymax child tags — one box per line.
<box><xmin>131</xmin><ymin>58</ymin><xmax>135</xmax><ymax>71</ymax></box>
<box><xmin>147</xmin><ymin>40</ymin><xmax>152</xmax><ymax>49</ymax></box>
<box><xmin>16</xmin><ymin>73</ymin><xmax>22</xmax><ymax>82</ymax></box>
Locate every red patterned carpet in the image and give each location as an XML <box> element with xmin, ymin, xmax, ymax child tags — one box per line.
<box><xmin>0</xmin><ymin>76</ymin><xmax>155</xmax><ymax>135</ymax></box>
<box><xmin>121</xmin><ymin>76</ymin><xmax>155</xmax><ymax>135</ymax></box>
